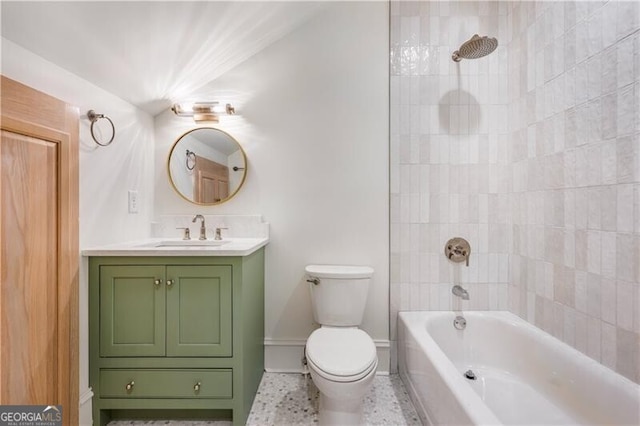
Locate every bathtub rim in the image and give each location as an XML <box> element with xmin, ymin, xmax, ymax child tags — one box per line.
<box><xmin>398</xmin><ymin>310</ymin><xmax>502</xmax><ymax>425</ymax></box>
<box><xmin>398</xmin><ymin>310</ymin><xmax>640</xmax><ymax>426</ymax></box>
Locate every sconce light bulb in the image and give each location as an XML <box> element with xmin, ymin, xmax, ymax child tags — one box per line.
<box><xmin>171</xmin><ymin>101</ymin><xmax>236</xmax><ymax>122</ymax></box>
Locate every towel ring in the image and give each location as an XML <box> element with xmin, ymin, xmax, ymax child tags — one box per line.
<box><xmin>186</xmin><ymin>149</ymin><xmax>196</xmax><ymax>170</ymax></box>
<box><xmin>87</xmin><ymin>110</ymin><xmax>115</xmax><ymax>146</ymax></box>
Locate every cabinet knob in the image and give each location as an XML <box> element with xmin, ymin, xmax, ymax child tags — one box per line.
<box><xmin>194</xmin><ymin>381</ymin><xmax>201</xmax><ymax>392</ymax></box>
<box><xmin>154</xmin><ymin>279</ymin><xmax>162</xmax><ymax>286</ymax></box>
<box><xmin>166</xmin><ymin>279</ymin><xmax>174</xmax><ymax>287</ymax></box>
<box><xmin>125</xmin><ymin>381</ymin><xmax>135</xmax><ymax>391</ymax></box>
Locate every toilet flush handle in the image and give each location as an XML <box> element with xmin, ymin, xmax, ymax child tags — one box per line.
<box><xmin>306</xmin><ymin>277</ymin><xmax>320</xmax><ymax>285</ymax></box>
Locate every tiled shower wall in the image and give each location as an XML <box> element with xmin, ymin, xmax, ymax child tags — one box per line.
<box><xmin>390</xmin><ymin>0</ymin><xmax>640</xmax><ymax>383</ymax></box>
<box><xmin>507</xmin><ymin>1</ymin><xmax>640</xmax><ymax>383</ymax></box>
<box><xmin>390</xmin><ymin>0</ymin><xmax>511</xmax><ymax>345</ymax></box>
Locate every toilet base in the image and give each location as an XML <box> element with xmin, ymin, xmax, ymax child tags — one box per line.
<box><xmin>318</xmin><ymin>393</ymin><xmax>364</xmax><ymax>426</ymax></box>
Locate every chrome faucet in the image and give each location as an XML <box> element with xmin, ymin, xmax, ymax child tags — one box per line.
<box><xmin>192</xmin><ymin>214</ymin><xmax>206</xmax><ymax>240</ymax></box>
<box><xmin>452</xmin><ymin>285</ymin><xmax>469</xmax><ymax>300</ymax></box>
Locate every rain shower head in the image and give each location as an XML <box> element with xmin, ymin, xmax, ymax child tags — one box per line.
<box><xmin>452</xmin><ymin>34</ymin><xmax>498</xmax><ymax>62</ymax></box>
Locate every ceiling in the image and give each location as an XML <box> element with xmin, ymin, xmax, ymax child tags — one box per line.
<box><xmin>1</xmin><ymin>1</ymin><xmax>324</xmax><ymax>116</ymax></box>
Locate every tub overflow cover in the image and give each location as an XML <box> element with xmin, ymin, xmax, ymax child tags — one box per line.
<box><xmin>453</xmin><ymin>315</ymin><xmax>467</xmax><ymax>330</ymax></box>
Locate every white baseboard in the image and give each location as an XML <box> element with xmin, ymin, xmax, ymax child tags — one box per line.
<box><xmin>264</xmin><ymin>338</ymin><xmax>390</xmax><ymax>374</ymax></box>
<box><xmin>79</xmin><ymin>387</ymin><xmax>93</xmax><ymax>405</ymax></box>
<box><xmin>79</xmin><ymin>387</ymin><xmax>93</xmax><ymax>426</ymax></box>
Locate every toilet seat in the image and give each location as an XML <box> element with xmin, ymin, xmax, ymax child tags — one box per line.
<box><xmin>307</xmin><ymin>354</ymin><xmax>378</xmax><ymax>383</ymax></box>
<box><xmin>306</xmin><ymin>327</ymin><xmax>377</xmax><ymax>382</ymax></box>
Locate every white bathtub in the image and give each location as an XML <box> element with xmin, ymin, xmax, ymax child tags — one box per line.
<box><xmin>398</xmin><ymin>311</ymin><xmax>640</xmax><ymax>426</ymax></box>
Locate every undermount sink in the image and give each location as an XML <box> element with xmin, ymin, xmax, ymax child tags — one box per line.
<box><xmin>156</xmin><ymin>239</ymin><xmax>230</xmax><ymax>247</ymax></box>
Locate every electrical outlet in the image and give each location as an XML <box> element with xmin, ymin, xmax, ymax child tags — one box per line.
<box><xmin>128</xmin><ymin>190</ymin><xmax>139</xmax><ymax>214</ymax></box>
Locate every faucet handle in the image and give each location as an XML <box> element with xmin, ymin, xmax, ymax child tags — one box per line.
<box><xmin>214</xmin><ymin>227</ymin><xmax>228</xmax><ymax>241</ymax></box>
<box><xmin>176</xmin><ymin>227</ymin><xmax>191</xmax><ymax>240</ymax></box>
<box><xmin>444</xmin><ymin>237</ymin><xmax>471</xmax><ymax>267</ymax></box>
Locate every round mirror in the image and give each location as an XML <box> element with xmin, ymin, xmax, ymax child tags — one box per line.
<box><xmin>167</xmin><ymin>128</ymin><xmax>247</xmax><ymax>205</ymax></box>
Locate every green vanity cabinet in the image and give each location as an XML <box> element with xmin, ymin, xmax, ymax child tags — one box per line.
<box><xmin>89</xmin><ymin>249</ymin><xmax>264</xmax><ymax>426</ymax></box>
<box><xmin>99</xmin><ymin>264</ymin><xmax>233</xmax><ymax>358</ymax></box>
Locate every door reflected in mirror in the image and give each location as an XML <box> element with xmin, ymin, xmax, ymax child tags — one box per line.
<box><xmin>168</xmin><ymin>128</ymin><xmax>247</xmax><ymax>205</ymax></box>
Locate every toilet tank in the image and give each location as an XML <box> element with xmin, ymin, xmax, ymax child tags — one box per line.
<box><xmin>305</xmin><ymin>264</ymin><xmax>374</xmax><ymax>326</ymax></box>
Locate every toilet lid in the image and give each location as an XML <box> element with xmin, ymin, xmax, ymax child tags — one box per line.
<box><xmin>305</xmin><ymin>264</ymin><xmax>374</xmax><ymax>279</ymax></box>
<box><xmin>306</xmin><ymin>328</ymin><xmax>377</xmax><ymax>378</ymax></box>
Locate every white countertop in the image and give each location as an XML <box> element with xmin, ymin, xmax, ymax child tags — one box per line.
<box><xmin>82</xmin><ymin>237</ymin><xmax>269</xmax><ymax>257</ymax></box>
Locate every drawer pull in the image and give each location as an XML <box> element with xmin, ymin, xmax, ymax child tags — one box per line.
<box><xmin>166</xmin><ymin>279</ymin><xmax>174</xmax><ymax>287</ymax></box>
<box><xmin>125</xmin><ymin>381</ymin><xmax>135</xmax><ymax>391</ymax></box>
<box><xmin>154</xmin><ymin>279</ymin><xmax>162</xmax><ymax>286</ymax></box>
<box><xmin>194</xmin><ymin>381</ymin><xmax>201</xmax><ymax>392</ymax></box>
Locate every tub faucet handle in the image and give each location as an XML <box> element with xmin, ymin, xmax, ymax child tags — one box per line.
<box><xmin>445</xmin><ymin>237</ymin><xmax>471</xmax><ymax>267</ymax></box>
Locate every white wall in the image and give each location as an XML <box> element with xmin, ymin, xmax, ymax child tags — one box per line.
<box><xmin>154</xmin><ymin>2</ymin><xmax>390</xmax><ymax>371</ymax></box>
<box><xmin>1</xmin><ymin>38</ymin><xmax>156</xmax><ymax>424</ymax></box>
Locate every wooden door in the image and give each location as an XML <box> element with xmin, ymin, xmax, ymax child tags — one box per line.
<box><xmin>193</xmin><ymin>156</ymin><xmax>229</xmax><ymax>203</ymax></box>
<box><xmin>99</xmin><ymin>265</ymin><xmax>166</xmax><ymax>357</ymax></box>
<box><xmin>165</xmin><ymin>265</ymin><xmax>232</xmax><ymax>357</ymax></box>
<box><xmin>0</xmin><ymin>76</ymin><xmax>78</xmax><ymax>425</ymax></box>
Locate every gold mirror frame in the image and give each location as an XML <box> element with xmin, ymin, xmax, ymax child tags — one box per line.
<box><xmin>167</xmin><ymin>127</ymin><xmax>247</xmax><ymax>205</ymax></box>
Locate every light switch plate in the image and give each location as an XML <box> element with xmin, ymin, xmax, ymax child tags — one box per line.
<box><xmin>128</xmin><ymin>190</ymin><xmax>139</xmax><ymax>214</ymax></box>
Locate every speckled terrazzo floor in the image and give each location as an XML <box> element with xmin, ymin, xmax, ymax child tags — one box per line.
<box><xmin>107</xmin><ymin>372</ymin><xmax>421</xmax><ymax>426</ymax></box>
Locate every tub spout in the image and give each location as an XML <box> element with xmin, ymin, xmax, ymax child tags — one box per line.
<box><xmin>452</xmin><ymin>285</ymin><xmax>469</xmax><ymax>300</ymax></box>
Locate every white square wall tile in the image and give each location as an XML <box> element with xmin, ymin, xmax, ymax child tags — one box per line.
<box><xmin>600</xmin><ymin>231</ymin><xmax>617</xmax><ymax>280</ymax></box>
<box><xmin>601</xmin><ymin>321</ymin><xmax>617</xmax><ymax>370</ymax></box>
<box><xmin>617</xmin><ymin>0</ymin><xmax>640</xmax><ymax>41</ymax></box>
<box><xmin>617</xmin><ymin>184</ymin><xmax>635</xmax><ymax>232</ymax></box>
<box><xmin>616</xmin><ymin>135</ymin><xmax>638</xmax><ymax>183</ymax></box>
<box><xmin>563</xmin><ymin>306</ymin><xmax>577</xmax><ymax>347</ymax></box>
<box><xmin>575</xmin><ymin>270</ymin><xmax>588</xmax><ymax>314</ymax></box>
<box><xmin>587</xmin><ymin>230</ymin><xmax>602</xmax><ymax>274</ymax></box>
<box><xmin>587</xmin><ymin>54</ymin><xmax>602</xmax><ymax>101</ymax></box>
<box><xmin>601</xmin><ymin>278</ymin><xmax>617</xmax><ymax>325</ymax></box>
<box><xmin>587</xmin><ymin>8</ymin><xmax>604</xmax><ymax>59</ymax></box>
<box><xmin>635</xmin><ymin>184</ymin><xmax>640</xmax><ymax>234</ymax></box>
<box><xmin>601</xmin><ymin>92</ymin><xmax>618</xmax><ymax>140</ymax></box>
<box><xmin>600</xmin><ymin>187</ymin><xmax>617</xmax><ymax>232</ymax></box>
<box><xmin>601</xmin><ymin>140</ymin><xmax>618</xmax><ymax>184</ymax></box>
<box><xmin>617</xmin><ymin>280</ymin><xmax>635</xmax><ymax>331</ymax></box>
<box><xmin>575</xmin><ymin>312</ymin><xmax>589</xmax><ymax>354</ymax></box>
<box><xmin>616</xmin><ymin>85</ymin><xmax>636</xmax><ymax>137</ymax></box>
<box><xmin>617</xmin><ymin>35</ymin><xmax>636</xmax><ymax>89</ymax></box>
<box><xmin>587</xmin><ymin>273</ymin><xmax>602</xmax><ymax>320</ymax></box>
<box><xmin>602</xmin><ymin>0</ymin><xmax>618</xmax><ymax>48</ymax></box>
<box><xmin>587</xmin><ymin>316</ymin><xmax>602</xmax><ymax>362</ymax></box>
<box><xmin>616</xmin><ymin>233</ymin><xmax>638</xmax><ymax>283</ymax></box>
<box><xmin>587</xmin><ymin>187</ymin><xmax>602</xmax><ymax>231</ymax></box>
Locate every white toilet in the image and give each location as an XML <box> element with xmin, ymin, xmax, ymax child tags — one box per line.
<box><xmin>304</xmin><ymin>264</ymin><xmax>378</xmax><ymax>426</ymax></box>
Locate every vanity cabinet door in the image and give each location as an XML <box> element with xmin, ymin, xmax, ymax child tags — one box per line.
<box><xmin>166</xmin><ymin>265</ymin><xmax>233</xmax><ymax>357</ymax></box>
<box><xmin>100</xmin><ymin>265</ymin><xmax>166</xmax><ymax>357</ymax></box>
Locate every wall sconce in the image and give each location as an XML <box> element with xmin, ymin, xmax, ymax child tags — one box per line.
<box><xmin>171</xmin><ymin>102</ymin><xmax>235</xmax><ymax>123</ymax></box>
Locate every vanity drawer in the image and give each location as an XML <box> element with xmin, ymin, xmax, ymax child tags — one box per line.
<box><xmin>100</xmin><ymin>369</ymin><xmax>232</xmax><ymax>399</ymax></box>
